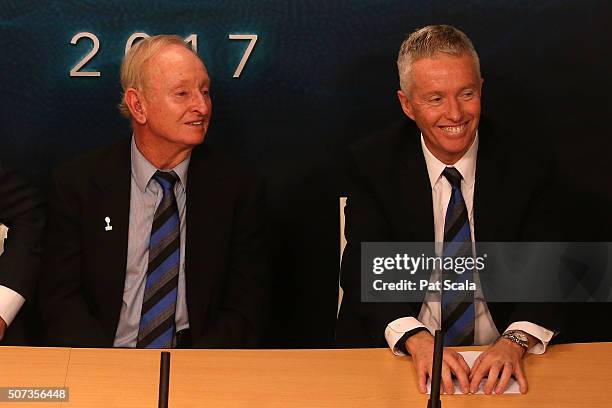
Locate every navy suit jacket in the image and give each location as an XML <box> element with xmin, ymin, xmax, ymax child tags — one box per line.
<box><xmin>40</xmin><ymin>138</ymin><xmax>268</xmax><ymax>348</ymax></box>
<box><xmin>0</xmin><ymin>163</ymin><xmax>45</xmax><ymax>345</ymax></box>
<box><xmin>336</xmin><ymin>119</ymin><xmax>562</xmax><ymax>347</ymax></box>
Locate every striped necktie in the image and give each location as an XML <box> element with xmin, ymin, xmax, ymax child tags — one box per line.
<box><xmin>441</xmin><ymin>167</ymin><xmax>475</xmax><ymax>346</ymax></box>
<box><xmin>137</xmin><ymin>170</ymin><xmax>180</xmax><ymax>348</ymax></box>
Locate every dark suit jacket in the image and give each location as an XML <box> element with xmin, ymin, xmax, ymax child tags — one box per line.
<box><xmin>336</xmin><ymin>120</ymin><xmax>562</xmax><ymax>347</ymax></box>
<box><xmin>0</xmin><ymin>163</ymin><xmax>45</xmax><ymax>345</ymax></box>
<box><xmin>40</xmin><ymin>138</ymin><xmax>268</xmax><ymax>348</ymax></box>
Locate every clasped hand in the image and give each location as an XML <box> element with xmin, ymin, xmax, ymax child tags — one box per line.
<box><xmin>406</xmin><ymin>331</ymin><xmax>528</xmax><ymax>395</ymax></box>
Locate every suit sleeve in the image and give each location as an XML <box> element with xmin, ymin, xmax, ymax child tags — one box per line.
<box><xmin>507</xmin><ymin>148</ymin><xmax>565</xmax><ymax>340</ymax></box>
<box><xmin>336</xmin><ymin>152</ymin><xmax>421</xmax><ymax>347</ymax></box>
<box><xmin>38</xmin><ymin>169</ymin><xmax>109</xmax><ymax>347</ymax></box>
<box><xmin>0</xmin><ymin>164</ymin><xmax>45</xmax><ymax>303</ymax></box>
<box><xmin>193</xmin><ymin>175</ymin><xmax>269</xmax><ymax>348</ymax></box>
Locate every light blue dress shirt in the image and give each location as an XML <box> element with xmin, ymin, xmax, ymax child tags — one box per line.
<box><xmin>113</xmin><ymin>138</ymin><xmax>190</xmax><ymax>347</ymax></box>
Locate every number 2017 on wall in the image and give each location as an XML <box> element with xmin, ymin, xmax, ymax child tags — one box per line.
<box><xmin>69</xmin><ymin>32</ymin><xmax>258</xmax><ymax>78</ymax></box>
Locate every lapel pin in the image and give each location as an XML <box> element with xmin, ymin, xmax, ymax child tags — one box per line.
<box><xmin>105</xmin><ymin>217</ymin><xmax>113</xmax><ymax>231</ymax></box>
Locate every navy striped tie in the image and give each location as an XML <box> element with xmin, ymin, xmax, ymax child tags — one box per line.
<box><xmin>137</xmin><ymin>170</ymin><xmax>180</xmax><ymax>348</ymax></box>
<box><xmin>441</xmin><ymin>167</ymin><xmax>475</xmax><ymax>346</ymax></box>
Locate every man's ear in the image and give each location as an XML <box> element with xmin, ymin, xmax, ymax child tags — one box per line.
<box><xmin>397</xmin><ymin>90</ymin><xmax>415</xmax><ymax>121</ymax></box>
<box><xmin>124</xmin><ymin>88</ymin><xmax>147</xmax><ymax>125</ymax></box>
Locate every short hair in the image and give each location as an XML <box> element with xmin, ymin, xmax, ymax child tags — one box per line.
<box><xmin>118</xmin><ymin>34</ymin><xmax>201</xmax><ymax>118</ymax></box>
<box><xmin>397</xmin><ymin>25</ymin><xmax>481</xmax><ymax>94</ymax></box>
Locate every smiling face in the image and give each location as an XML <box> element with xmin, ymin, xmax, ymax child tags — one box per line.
<box><xmin>398</xmin><ymin>53</ymin><xmax>482</xmax><ymax>164</ymax></box>
<box><xmin>128</xmin><ymin>44</ymin><xmax>211</xmax><ymax>167</ymax></box>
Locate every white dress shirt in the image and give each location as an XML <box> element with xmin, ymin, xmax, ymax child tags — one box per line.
<box><xmin>0</xmin><ymin>225</ymin><xmax>25</xmax><ymax>327</ymax></box>
<box><xmin>384</xmin><ymin>133</ymin><xmax>555</xmax><ymax>355</ymax></box>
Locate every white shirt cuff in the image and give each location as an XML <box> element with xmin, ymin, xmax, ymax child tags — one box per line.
<box><xmin>0</xmin><ymin>285</ymin><xmax>25</xmax><ymax>327</ymax></box>
<box><xmin>504</xmin><ymin>321</ymin><xmax>555</xmax><ymax>355</ymax></box>
<box><xmin>385</xmin><ymin>317</ymin><xmax>429</xmax><ymax>356</ymax></box>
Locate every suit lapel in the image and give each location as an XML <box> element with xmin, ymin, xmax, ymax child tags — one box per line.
<box><xmin>473</xmin><ymin>124</ymin><xmax>505</xmax><ymax>242</ymax></box>
<box><xmin>183</xmin><ymin>146</ymin><xmax>228</xmax><ymax>340</ymax></box>
<box><xmin>471</xmin><ymin>124</ymin><xmax>514</xmax><ymax>332</ymax></box>
<box><xmin>89</xmin><ymin>138</ymin><xmax>131</xmax><ymax>338</ymax></box>
<box><xmin>394</xmin><ymin>124</ymin><xmax>435</xmax><ymax>241</ymax></box>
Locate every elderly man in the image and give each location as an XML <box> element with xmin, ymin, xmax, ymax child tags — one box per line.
<box><xmin>337</xmin><ymin>25</ymin><xmax>560</xmax><ymax>394</ymax></box>
<box><xmin>0</xmin><ymin>163</ymin><xmax>45</xmax><ymax>344</ymax></box>
<box><xmin>40</xmin><ymin>35</ymin><xmax>267</xmax><ymax>349</ymax></box>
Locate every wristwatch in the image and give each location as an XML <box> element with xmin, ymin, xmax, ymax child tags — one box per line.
<box><xmin>500</xmin><ymin>330</ymin><xmax>529</xmax><ymax>350</ymax></box>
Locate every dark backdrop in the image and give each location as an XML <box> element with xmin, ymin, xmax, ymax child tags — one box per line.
<box><xmin>1</xmin><ymin>0</ymin><xmax>610</xmax><ymax>347</ymax></box>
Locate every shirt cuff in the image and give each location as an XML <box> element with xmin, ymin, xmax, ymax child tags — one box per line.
<box><xmin>0</xmin><ymin>224</ymin><xmax>7</xmax><ymax>255</ymax></box>
<box><xmin>0</xmin><ymin>285</ymin><xmax>25</xmax><ymax>327</ymax></box>
<box><xmin>504</xmin><ymin>321</ymin><xmax>555</xmax><ymax>355</ymax></box>
<box><xmin>385</xmin><ymin>317</ymin><xmax>429</xmax><ymax>356</ymax></box>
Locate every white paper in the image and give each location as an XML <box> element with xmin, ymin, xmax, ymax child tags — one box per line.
<box><xmin>426</xmin><ymin>350</ymin><xmax>520</xmax><ymax>395</ymax></box>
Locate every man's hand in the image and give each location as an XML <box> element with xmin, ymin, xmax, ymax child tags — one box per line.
<box><xmin>0</xmin><ymin>317</ymin><xmax>6</xmax><ymax>341</ymax></box>
<box><xmin>406</xmin><ymin>330</ymin><xmax>471</xmax><ymax>394</ymax></box>
<box><xmin>469</xmin><ymin>336</ymin><xmax>532</xmax><ymax>394</ymax></box>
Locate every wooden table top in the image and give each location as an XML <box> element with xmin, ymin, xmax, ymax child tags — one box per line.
<box><xmin>1</xmin><ymin>342</ymin><xmax>610</xmax><ymax>407</ymax></box>
<box><xmin>0</xmin><ymin>347</ymin><xmax>70</xmax><ymax>408</ymax></box>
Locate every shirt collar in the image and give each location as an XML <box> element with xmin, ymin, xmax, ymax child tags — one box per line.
<box><xmin>420</xmin><ymin>131</ymin><xmax>478</xmax><ymax>189</ymax></box>
<box><xmin>130</xmin><ymin>136</ymin><xmax>190</xmax><ymax>193</ymax></box>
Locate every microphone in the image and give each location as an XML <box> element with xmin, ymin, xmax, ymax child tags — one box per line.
<box><xmin>427</xmin><ymin>330</ymin><xmax>444</xmax><ymax>408</ymax></box>
<box><xmin>158</xmin><ymin>351</ymin><xmax>171</xmax><ymax>408</ymax></box>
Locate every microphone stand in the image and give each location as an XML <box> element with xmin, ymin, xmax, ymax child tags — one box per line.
<box><xmin>427</xmin><ymin>330</ymin><xmax>444</xmax><ymax>408</ymax></box>
<box><xmin>158</xmin><ymin>351</ymin><xmax>171</xmax><ymax>408</ymax></box>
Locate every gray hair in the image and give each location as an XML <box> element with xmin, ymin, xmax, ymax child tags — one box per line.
<box><xmin>118</xmin><ymin>34</ymin><xmax>201</xmax><ymax>118</ymax></box>
<box><xmin>397</xmin><ymin>25</ymin><xmax>481</xmax><ymax>94</ymax></box>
